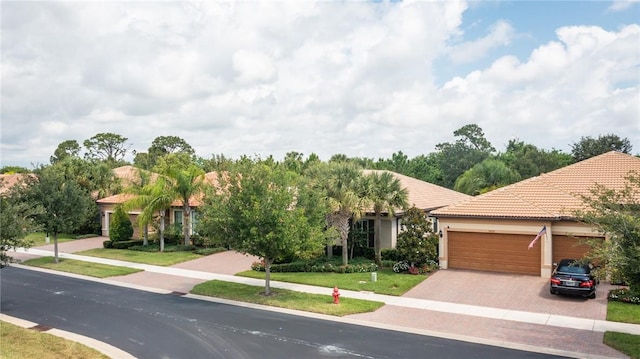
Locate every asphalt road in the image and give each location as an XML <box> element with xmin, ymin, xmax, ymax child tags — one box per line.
<box><xmin>1</xmin><ymin>267</ymin><xmax>568</xmax><ymax>359</ymax></box>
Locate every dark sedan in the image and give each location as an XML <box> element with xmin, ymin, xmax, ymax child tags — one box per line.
<box><xmin>550</xmin><ymin>259</ymin><xmax>597</xmax><ymax>299</ymax></box>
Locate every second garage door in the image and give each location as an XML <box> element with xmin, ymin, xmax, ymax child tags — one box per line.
<box><xmin>448</xmin><ymin>231</ymin><xmax>540</xmax><ymax>275</ymax></box>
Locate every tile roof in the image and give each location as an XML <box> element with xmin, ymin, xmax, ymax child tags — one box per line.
<box><xmin>362</xmin><ymin>170</ymin><xmax>471</xmax><ymax>214</ymax></box>
<box><xmin>432</xmin><ymin>151</ymin><xmax>640</xmax><ymax>220</ymax></box>
<box><xmin>0</xmin><ymin>173</ymin><xmax>33</xmax><ymax>195</ymax></box>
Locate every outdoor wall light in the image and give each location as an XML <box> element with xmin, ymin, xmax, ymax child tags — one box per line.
<box><xmin>438</xmin><ymin>230</ymin><xmax>443</xmax><ymax>238</ymax></box>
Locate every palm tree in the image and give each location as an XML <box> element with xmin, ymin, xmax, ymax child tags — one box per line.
<box><xmin>311</xmin><ymin>162</ymin><xmax>367</xmax><ymax>266</ymax></box>
<box><xmin>364</xmin><ymin>171</ymin><xmax>408</xmax><ymax>265</ymax></box>
<box><xmin>123</xmin><ymin>175</ymin><xmax>174</xmax><ymax>252</ymax></box>
<box><xmin>164</xmin><ymin>165</ymin><xmax>205</xmax><ymax>246</ymax></box>
<box><xmin>122</xmin><ymin>169</ymin><xmax>154</xmax><ymax>246</ymax></box>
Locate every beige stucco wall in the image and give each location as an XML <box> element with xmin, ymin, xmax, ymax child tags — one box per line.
<box><xmin>437</xmin><ymin>217</ymin><xmax>600</xmax><ymax>277</ymax></box>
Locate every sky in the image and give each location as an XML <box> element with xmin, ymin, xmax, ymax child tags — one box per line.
<box><xmin>1</xmin><ymin>0</ymin><xmax>639</xmax><ymax>168</ymax></box>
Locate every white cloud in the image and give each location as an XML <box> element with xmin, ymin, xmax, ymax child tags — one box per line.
<box><xmin>448</xmin><ymin>20</ymin><xmax>516</xmax><ymax>64</ymax></box>
<box><xmin>607</xmin><ymin>0</ymin><xmax>640</xmax><ymax>12</ymax></box>
<box><xmin>1</xmin><ymin>1</ymin><xmax>638</xmax><ymax>168</ymax></box>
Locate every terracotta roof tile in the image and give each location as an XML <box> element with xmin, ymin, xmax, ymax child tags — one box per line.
<box><xmin>432</xmin><ymin>151</ymin><xmax>640</xmax><ymax>219</ymax></box>
<box><xmin>0</xmin><ymin>173</ymin><xmax>34</xmax><ymax>195</ymax></box>
<box><xmin>362</xmin><ymin>170</ymin><xmax>471</xmax><ymax>214</ymax></box>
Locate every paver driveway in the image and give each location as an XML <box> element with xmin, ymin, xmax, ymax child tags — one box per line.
<box><xmin>404</xmin><ymin>268</ymin><xmax>618</xmax><ymax>320</ymax></box>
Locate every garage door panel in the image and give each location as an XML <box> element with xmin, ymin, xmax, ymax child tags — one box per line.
<box><xmin>448</xmin><ymin>232</ymin><xmax>540</xmax><ymax>275</ymax></box>
<box><xmin>553</xmin><ymin>235</ymin><xmax>597</xmax><ymax>265</ymax></box>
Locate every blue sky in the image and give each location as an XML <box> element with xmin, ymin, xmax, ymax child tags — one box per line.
<box><xmin>1</xmin><ymin>1</ymin><xmax>639</xmax><ymax>168</ymax></box>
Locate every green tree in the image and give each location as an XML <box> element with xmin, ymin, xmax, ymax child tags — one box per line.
<box><xmin>163</xmin><ymin>165</ymin><xmax>205</xmax><ymax>246</ymax></box>
<box><xmin>0</xmin><ymin>195</ymin><xmax>41</xmax><ymax>265</ymax></box>
<box><xmin>109</xmin><ymin>206</ymin><xmax>133</xmax><ymax>242</ymax></box>
<box><xmin>200</xmin><ymin>160</ymin><xmax>326</xmax><ymax>295</ymax></box>
<box><xmin>83</xmin><ymin>132</ymin><xmax>129</xmax><ymax>164</ymax></box>
<box><xmin>571</xmin><ymin>134</ymin><xmax>632</xmax><ymax>162</ymax></box>
<box><xmin>145</xmin><ymin>136</ymin><xmax>195</xmax><ymax>169</ymax></box>
<box><xmin>309</xmin><ymin>162</ymin><xmax>367</xmax><ymax>265</ymax></box>
<box><xmin>435</xmin><ymin>124</ymin><xmax>495</xmax><ymax>188</ymax></box>
<box><xmin>454</xmin><ymin>158</ymin><xmax>521</xmax><ymax>195</ymax></box>
<box><xmin>19</xmin><ymin>165</ymin><xmax>95</xmax><ymax>263</ymax></box>
<box><xmin>122</xmin><ymin>168</ymin><xmax>154</xmax><ymax>246</ymax></box>
<box><xmin>576</xmin><ymin>172</ymin><xmax>640</xmax><ymax>294</ymax></box>
<box><xmin>0</xmin><ymin>166</ymin><xmax>31</xmax><ymax>174</ymax></box>
<box><xmin>123</xmin><ymin>175</ymin><xmax>175</xmax><ymax>252</ymax></box>
<box><xmin>396</xmin><ymin>206</ymin><xmax>438</xmax><ymax>266</ymax></box>
<box><xmin>50</xmin><ymin>140</ymin><xmax>82</xmax><ymax>164</ymax></box>
<box><xmin>363</xmin><ymin>171</ymin><xmax>408</xmax><ymax>265</ymax></box>
<box><xmin>498</xmin><ymin>140</ymin><xmax>571</xmax><ymax>179</ymax></box>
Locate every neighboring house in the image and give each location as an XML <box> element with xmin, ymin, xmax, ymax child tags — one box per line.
<box><xmin>358</xmin><ymin>170</ymin><xmax>471</xmax><ymax>250</ymax></box>
<box><xmin>97</xmin><ymin>168</ymin><xmax>220</xmax><ymax>239</ymax></box>
<box><xmin>431</xmin><ymin>151</ymin><xmax>640</xmax><ymax>278</ymax></box>
<box><xmin>0</xmin><ymin>173</ymin><xmax>32</xmax><ymax>196</ymax></box>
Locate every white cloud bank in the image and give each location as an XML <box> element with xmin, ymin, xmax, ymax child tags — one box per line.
<box><xmin>1</xmin><ymin>1</ymin><xmax>638</xmax><ymax>167</ymax></box>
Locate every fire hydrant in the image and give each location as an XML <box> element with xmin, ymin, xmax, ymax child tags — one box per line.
<box><xmin>332</xmin><ymin>286</ymin><xmax>340</xmax><ymax>304</ymax></box>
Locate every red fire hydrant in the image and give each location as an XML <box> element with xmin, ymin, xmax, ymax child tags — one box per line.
<box><xmin>332</xmin><ymin>286</ymin><xmax>340</xmax><ymax>304</ymax></box>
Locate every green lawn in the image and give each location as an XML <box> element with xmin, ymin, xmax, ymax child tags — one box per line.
<box><xmin>21</xmin><ymin>257</ymin><xmax>143</xmax><ymax>278</ymax></box>
<box><xmin>21</xmin><ymin>232</ymin><xmax>77</xmax><ymax>247</ymax></box>
<box><xmin>604</xmin><ymin>332</ymin><xmax>640</xmax><ymax>359</ymax></box>
<box><xmin>191</xmin><ymin>280</ymin><xmax>384</xmax><ymax>316</ymax></box>
<box><xmin>236</xmin><ymin>268</ymin><xmax>428</xmax><ymax>296</ymax></box>
<box><xmin>605</xmin><ymin>299</ymin><xmax>640</xmax><ymax>358</ymax></box>
<box><xmin>76</xmin><ymin>248</ymin><xmax>203</xmax><ymax>266</ymax></box>
<box><xmin>1</xmin><ymin>320</ymin><xmax>108</xmax><ymax>359</ymax></box>
<box><xmin>607</xmin><ymin>300</ymin><xmax>640</xmax><ymax>324</ymax></box>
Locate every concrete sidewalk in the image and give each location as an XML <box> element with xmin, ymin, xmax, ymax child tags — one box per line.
<box><xmin>7</xmin><ymin>239</ymin><xmax>639</xmax><ymax>359</ymax></box>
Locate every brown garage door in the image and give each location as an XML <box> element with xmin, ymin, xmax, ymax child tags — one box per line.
<box><xmin>448</xmin><ymin>231</ymin><xmax>540</xmax><ymax>275</ymax></box>
<box><xmin>552</xmin><ymin>235</ymin><xmax>597</xmax><ymax>265</ymax></box>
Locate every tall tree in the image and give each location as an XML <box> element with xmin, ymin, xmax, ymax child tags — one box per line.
<box><xmin>363</xmin><ymin>171</ymin><xmax>408</xmax><ymax>265</ymax></box>
<box><xmin>571</xmin><ymin>134</ymin><xmax>632</xmax><ymax>162</ymax></box>
<box><xmin>0</xmin><ymin>195</ymin><xmax>41</xmax><ymax>265</ymax></box>
<box><xmin>122</xmin><ymin>169</ymin><xmax>154</xmax><ymax>246</ymax></box>
<box><xmin>499</xmin><ymin>140</ymin><xmax>571</xmax><ymax>179</ymax></box>
<box><xmin>146</xmin><ymin>136</ymin><xmax>195</xmax><ymax>169</ymax></box>
<box><xmin>123</xmin><ymin>174</ymin><xmax>174</xmax><ymax>252</ymax></box>
<box><xmin>199</xmin><ymin>160</ymin><xmax>326</xmax><ymax>295</ymax></box>
<box><xmin>163</xmin><ymin>164</ymin><xmax>205</xmax><ymax>246</ymax></box>
<box><xmin>19</xmin><ymin>165</ymin><xmax>95</xmax><ymax>263</ymax></box>
<box><xmin>83</xmin><ymin>132</ymin><xmax>129</xmax><ymax>164</ymax></box>
<box><xmin>434</xmin><ymin>124</ymin><xmax>495</xmax><ymax>188</ymax></box>
<box><xmin>576</xmin><ymin>172</ymin><xmax>640</xmax><ymax>294</ymax></box>
<box><xmin>50</xmin><ymin>140</ymin><xmax>81</xmax><ymax>164</ymax></box>
<box><xmin>454</xmin><ymin>158</ymin><xmax>521</xmax><ymax>195</ymax></box>
<box><xmin>309</xmin><ymin>162</ymin><xmax>367</xmax><ymax>265</ymax></box>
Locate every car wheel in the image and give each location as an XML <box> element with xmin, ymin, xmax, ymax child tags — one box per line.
<box><xmin>550</xmin><ymin>287</ymin><xmax>557</xmax><ymax>295</ymax></box>
<box><xmin>588</xmin><ymin>291</ymin><xmax>596</xmax><ymax>299</ymax></box>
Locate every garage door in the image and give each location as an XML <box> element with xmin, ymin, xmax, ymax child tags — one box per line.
<box><xmin>552</xmin><ymin>235</ymin><xmax>596</xmax><ymax>265</ymax></box>
<box><xmin>448</xmin><ymin>232</ymin><xmax>540</xmax><ymax>275</ymax></box>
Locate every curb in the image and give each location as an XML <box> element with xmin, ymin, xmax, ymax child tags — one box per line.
<box><xmin>0</xmin><ymin>313</ymin><xmax>137</xmax><ymax>359</ymax></box>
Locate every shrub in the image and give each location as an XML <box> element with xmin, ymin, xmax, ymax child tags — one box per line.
<box><xmin>103</xmin><ymin>240</ymin><xmax>113</xmax><ymax>249</ymax></box>
<box><xmin>251</xmin><ymin>259</ymin><xmax>378</xmax><ymax>273</ymax></box>
<box><xmin>393</xmin><ymin>260</ymin><xmax>411</xmax><ymax>273</ymax></box>
<box><xmin>380</xmin><ymin>260</ymin><xmax>396</xmax><ymax>268</ymax></box>
<box><xmin>112</xmin><ymin>240</ymin><xmax>144</xmax><ymax>249</ymax></box>
<box><xmin>381</xmin><ymin>249</ymin><xmax>400</xmax><ymax>262</ymax></box>
<box><xmin>109</xmin><ymin>206</ymin><xmax>133</xmax><ymax>242</ymax></box>
<box><xmin>194</xmin><ymin>247</ymin><xmax>226</xmax><ymax>256</ymax></box>
<box><xmin>608</xmin><ymin>288</ymin><xmax>640</xmax><ymax>304</ymax></box>
<box><xmin>395</xmin><ymin>206</ymin><xmax>438</xmax><ymax>266</ymax></box>
<box><xmin>129</xmin><ymin>244</ymin><xmax>160</xmax><ymax>252</ymax></box>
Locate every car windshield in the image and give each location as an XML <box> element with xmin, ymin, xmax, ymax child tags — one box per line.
<box><xmin>558</xmin><ymin>264</ymin><xmax>587</xmax><ymax>274</ymax></box>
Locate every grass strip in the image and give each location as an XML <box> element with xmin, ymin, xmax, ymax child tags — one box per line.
<box><xmin>604</xmin><ymin>331</ymin><xmax>640</xmax><ymax>359</ymax></box>
<box><xmin>0</xmin><ymin>320</ymin><xmax>109</xmax><ymax>359</ymax></box>
<box><xmin>191</xmin><ymin>280</ymin><xmax>384</xmax><ymax>316</ymax></box>
<box><xmin>236</xmin><ymin>268</ymin><xmax>428</xmax><ymax>296</ymax></box>
<box><xmin>607</xmin><ymin>301</ymin><xmax>640</xmax><ymax>324</ymax></box>
<box><xmin>76</xmin><ymin>248</ymin><xmax>202</xmax><ymax>266</ymax></box>
<box><xmin>21</xmin><ymin>257</ymin><xmax>142</xmax><ymax>278</ymax></box>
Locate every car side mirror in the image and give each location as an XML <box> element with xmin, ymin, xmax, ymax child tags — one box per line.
<box><xmin>552</xmin><ymin>262</ymin><xmax>557</xmax><ymax>267</ymax></box>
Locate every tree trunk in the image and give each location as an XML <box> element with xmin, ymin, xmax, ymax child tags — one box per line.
<box><xmin>264</xmin><ymin>257</ymin><xmax>272</xmax><ymax>296</ymax></box>
<box><xmin>53</xmin><ymin>232</ymin><xmax>59</xmax><ymax>264</ymax></box>
<box><xmin>183</xmin><ymin>203</ymin><xmax>190</xmax><ymax>246</ymax></box>
<box><xmin>143</xmin><ymin>226</ymin><xmax>149</xmax><ymax>246</ymax></box>
<box><xmin>159</xmin><ymin>211</ymin><xmax>165</xmax><ymax>252</ymax></box>
<box><xmin>374</xmin><ymin>212</ymin><xmax>382</xmax><ymax>266</ymax></box>
<box><xmin>326</xmin><ymin>243</ymin><xmax>333</xmax><ymax>259</ymax></box>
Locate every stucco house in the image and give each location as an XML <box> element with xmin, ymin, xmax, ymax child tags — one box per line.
<box><xmin>358</xmin><ymin>170</ymin><xmax>471</xmax><ymax>250</ymax></box>
<box><xmin>96</xmin><ymin>167</ymin><xmax>220</xmax><ymax>239</ymax></box>
<box><xmin>432</xmin><ymin>151</ymin><xmax>640</xmax><ymax>278</ymax></box>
